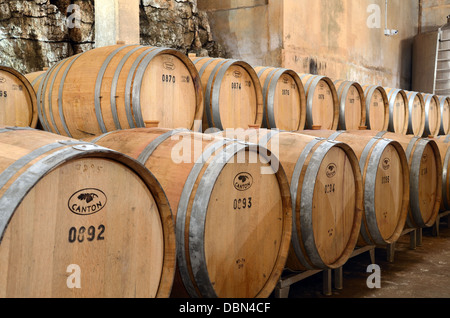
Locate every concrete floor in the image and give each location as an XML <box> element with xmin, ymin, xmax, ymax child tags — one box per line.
<box><xmin>280</xmin><ymin>215</ymin><xmax>450</xmax><ymax>299</ymax></box>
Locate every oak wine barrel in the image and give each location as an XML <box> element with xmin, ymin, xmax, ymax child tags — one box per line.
<box><xmin>423</xmin><ymin>93</ymin><xmax>441</xmax><ymax>137</ymax></box>
<box><xmin>25</xmin><ymin>70</ymin><xmax>47</xmax><ymax>92</ymax></box>
<box><xmin>254</xmin><ymin>66</ymin><xmax>306</xmax><ymax>131</ymax></box>
<box><xmin>404</xmin><ymin>91</ymin><xmax>425</xmax><ymax>137</ymax></box>
<box><xmin>438</xmin><ymin>96</ymin><xmax>450</xmax><ymax>135</ymax></box>
<box><xmin>0</xmin><ymin>127</ymin><xmax>176</xmax><ymax>298</ymax></box>
<box><xmin>356</xmin><ymin>130</ymin><xmax>441</xmax><ymax>229</ymax></box>
<box><xmin>333</xmin><ymin>80</ymin><xmax>366</xmax><ymax>130</ymax></box>
<box><xmin>217</xmin><ymin>128</ymin><xmax>363</xmax><ymax>272</ymax></box>
<box><xmin>432</xmin><ymin>135</ymin><xmax>450</xmax><ymax>211</ymax></box>
<box><xmin>298</xmin><ymin>74</ymin><xmax>339</xmax><ymax>130</ymax></box>
<box><xmin>190</xmin><ymin>57</ymin><xmax>263</xmax><ymax>131</ymax></box>
<box><xmin>299</xmin><ymin>130</ymin><xmax>410</xmax><ymax>246</ymax></box>
<box><xmin>0</xmin><ymin>66</ymin><xmax>38</xmax><ymax>128</ymax></box>
<box><xmin>35</xmin><ymin>44</ymin><xmax>204</xmax><ymax>139</ymax></box>
<box><xmin>87</xmin><ymin>128</ymin><xmax>292</xmax><ymax>298</ymax></box>
<box><xmin>361</xmin><ymin>85</ymin><xmax>389</xmax><ymax>131</ymax></box>
<box><xmin>384</xmin><ymin>88</ymin><xmax>409</xmax><ymax>135</ymax></box>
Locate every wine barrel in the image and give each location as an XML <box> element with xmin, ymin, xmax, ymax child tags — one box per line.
<box><xmin>36</xmin><ymin>44</ymin><xmax>204</xmax><ymax>139</ymax></box>
<box><xmin>25</xmin><ymin>70</ymin><xmax>47</xmax><ymax>91</ymax></box>
<box><xmin>254</xmin><ymin>66</ymin><xmax>306</xmax><ymax>131</ymax></box>
<box><xmin>432</xmin><ymin>135</ymin><xmax>450</xmax><ymax>211</ymax></box>
<box><xmin>438</xmin><ymin>96</ymin><xmax>450</xmax><ymax>135</ymax></box>
<box><xmin>299</xmin><ymin>130</ymin><xmax>410</xmax><ymax>246</ymax></box>
<box><xmin>384</xmin><ymin>88</ymin><xmax>409</xmax><ymax>135</ymax></box>
<box><xmin>362</xmin><ymin>85</ymin><xmax>389</xmax><ymax>131</ymax></box>
<box><xmin>298</xmin><ymin>74</ymin><xmax>339</xmax><ymax>130</ymax></box>
<box><xmin>333</xmin><ymin>80</ymin><xmax>366</xmax><ymax>130</ymax></box>
<box><xmin>217</xmin><ymin>129</ymin><xmax>363</xmax><ymax>272</ymax></box>
<box><xmin>357</xmin><ymin>130</ymin><xmax>441</xmax><ymax>228</ymax></box>
<box><xmin>0</xmin><ymin>127</ymin><xmax>175</xmax><ymax>298</ymax></box>
<box><xmin>404</xmin><ymin>91</ymin><xmax>425</xmax><ymax>137</ymax></box>
<box><xmin>87</xmin><ymin>128</ymin><xmax>292</xmax><ymax>298</ymax></box>
<box><xmin>0</xmin><ymin>66</ymin><xmax>38</xmax><ymax>128</ymax></box>
<box><xmin>190</xmin><ymin>57</ymin><xmax>263</xmax><ymax>131</ymax></box>
<box><xmin>423</xmin><ymin>94</ymin><xmax>441</xmax><ymax>137</ymax></box>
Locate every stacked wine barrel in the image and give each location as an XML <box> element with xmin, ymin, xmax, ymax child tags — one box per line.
<box><xmin>0</xmin><ymin>127</ymin><xmax>176</xmax><ymax>298</ymax></box>
<box><xmin>1</xmin><ymin>42</ymin><xmax>450</xmax><ymax>299</ymax></box>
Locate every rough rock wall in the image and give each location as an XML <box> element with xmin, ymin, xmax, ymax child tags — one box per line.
<box><xmin>0</xmin><ymin>0</ymin><xmax>224</xmax><ymax>75</ymax></box>
<box><xmin>140</xmin><ymin>0</ymin><xmax>225</xmax><ymax>57</ymax></box>
<box><xmin>0</xmin><ymin>0</ymin><xmax>95</xmax><ymax>74</ymax></box>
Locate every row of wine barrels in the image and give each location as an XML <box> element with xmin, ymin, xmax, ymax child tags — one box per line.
<box><xmin>87</xmin><ymin>128</ymin><xmax>292</xmax><ymax>298</ymax></box>
<box><xmin>358</xmin><ymin>130</ymin><xmax>442</xmax><ymax>229</ymax></box>
<box><xmin>0</xmin><ymin>127</ymin><xmax>176</xmax><ymax>298</ymax></box>
<box><xmin>29</xmin><ymin>44</ymin><xmax>204</xmax><ymax>139</ymax></box>
<box><xmin>0</xmin><ymin>66</ymin><xmax>38</xmax><ymax>128</ymax></box>
<box><xmin>299</xmin><ymin>130</ymin><xmax>410</xmax><ymax>246</ymax></box>
<box><xmin>217</xmin><ymin>128</ymin><xmax>364</xmax><ymax>272</ymax></box>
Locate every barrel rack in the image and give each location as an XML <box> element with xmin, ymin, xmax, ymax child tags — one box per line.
<box><xmin>433</xmin><ymin>210</ymin><xmax>450</xmax><ymax>236</ymax></box>
<box><xmin>274</xmin><ymin>226</ymin><xmax>424</xmax><ymax>298</ymax></box>
<box><xmin>274</xmin><ymin>245</ymin><xmax>376</xmax><ymax>298</ymax></box>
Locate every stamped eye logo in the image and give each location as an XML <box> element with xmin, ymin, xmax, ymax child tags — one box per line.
<box><xmin>68</xmin><ymin>188</ymin><xmax>107</xmax><ymax>215</ymax></box>
<box><xmin>234</xmin><ymin>172</ymin><xmax>253</xmax><ymax>191</ymax></box>
<box><xmin>326</xmin><ymin>163</ymin><xmax>337</xmax><ymax>178</ymax></box>
<box><xmin>382</xmin><ymin>158</ymin><xmax>391</xmax><ymax>170</ymax></box>
<box><xmin>0</xmin><ymin>77</ymin><xmax>6</xmax><ymax>83</ymax></box>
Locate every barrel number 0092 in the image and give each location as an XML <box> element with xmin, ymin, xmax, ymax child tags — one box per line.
<box><xmin>68</xmin><ymin>225</ymin><xmax>105</xmax><ymax>243</ymax></box>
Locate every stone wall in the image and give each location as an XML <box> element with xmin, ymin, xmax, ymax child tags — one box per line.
<box><xmin>0</xmin><ymin>0</ymin><xmax>94</xmax><ymax>74</ymax></box>
<box><xmin>0</xmin><ymin>0</ymin><xmax>224</xmax><ymax>75</ymax></box>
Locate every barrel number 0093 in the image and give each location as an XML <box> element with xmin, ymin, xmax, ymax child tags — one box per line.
<box><xmin>233</xmin><ymin>197</ymin><xmax>252</xmax><ymax>210</ymax></box>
